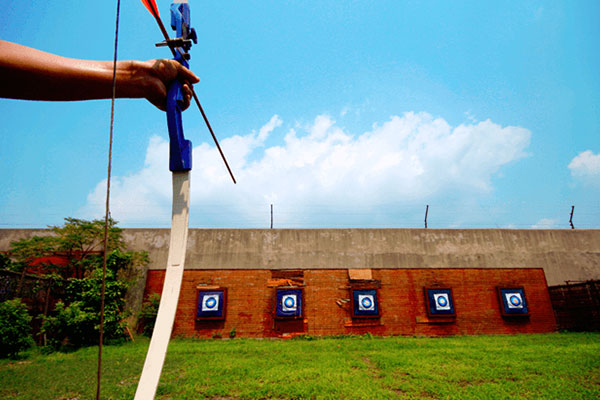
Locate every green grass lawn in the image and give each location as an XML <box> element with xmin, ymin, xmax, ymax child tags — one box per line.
<box><xmin>1</xmin><ymin>333</ymin><xmax>599</xmax><ymax>399</ymax></box>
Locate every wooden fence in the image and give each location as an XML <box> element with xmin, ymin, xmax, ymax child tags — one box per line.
<box><xmin>548</xmin><ymin>280</ymin><xmax>600</xmax><ymax>331</ymax></box>
<box><xmin>0</xmin><ymin>269</ymin><xmax>63</xmax><ymax>344</ymax></box>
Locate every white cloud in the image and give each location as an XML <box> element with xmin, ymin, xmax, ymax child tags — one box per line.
<box><xmin>79</xmin><ymin>112</ymin><xmax>531</xmax><ymax>227</ymax></box>
<box><xmin>531</xmin><ymin>218</ymin><xmax>558</xmax><ymax>229</ymax></box>
<box><xmin>568</xmin><ymin>150</ymin><xmax>600</xmax><ymax>185</ymax></box>
<box><xmin>257</xmin><ymin>115</ymin><xmax>282</xmax><ymax>142</ymax></box>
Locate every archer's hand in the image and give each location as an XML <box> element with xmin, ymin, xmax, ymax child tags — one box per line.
<box><xmin>0</xmin><ymin>40</ymin><xmax>200</xmax><ymax>111</ymax></box>
<box><xmin>138</xmin><ymin>59</ymin><xmax>200</xmax><ymax>111</ymax></box>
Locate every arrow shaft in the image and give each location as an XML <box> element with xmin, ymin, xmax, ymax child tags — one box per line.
<box><xmin>191</xmin><ymin>90</ymin><xmax>237</xmax><ymax>184</ymax></box>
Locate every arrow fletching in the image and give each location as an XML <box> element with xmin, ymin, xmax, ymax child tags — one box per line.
<box><xmin>141</xmin><ymin>0</ymin><xmax>160</xmax><ymax>18</ymax></box>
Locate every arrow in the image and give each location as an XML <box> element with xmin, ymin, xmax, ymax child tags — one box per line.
<box><xmin>140</xmin><ymin>0</ymin><xmax>160</xmax><ymax>18</ymax></box>
<box><xmin>142</xmin><ymin>0</ymin><xmax>237</xmax><ymax>184</ymax></box>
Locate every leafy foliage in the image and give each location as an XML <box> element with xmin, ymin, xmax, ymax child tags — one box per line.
<box><xmin>0</xmin><ymin>253</ymin><xmax>13</xmax><ymax>269</ymax></box>
<box><xmin>41</xmin><ymin>250</ymin><xmax>134</xmax><ymax>350</ymax></box>
<box><xmin>3</xmin><ymin>218</ymin><xmax>149</xmax><ymax>352</ymax></box>
<box><xmin>0</xmin><ymin>298</ymin><xmax>34</xmax><ymax>358</ymax></box>
<box><xmin>138</xmin><ymin>293</ymin><xmax>161</xmax><ymax>337</ymax></box>
<box><xmin>8</xmin><ymin>217</ymin><xmax>126</xmax><ymax>278</ymax></box>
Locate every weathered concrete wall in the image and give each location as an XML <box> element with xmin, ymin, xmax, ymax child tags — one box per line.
<box><xmin>2</xmin><ymin>228</ymin><xmax>599</xmax><ymax>286</ymax></box>
<box><xmin>120</xmin><ymin>228</ymin><xmax>599</xmax><ymax>286</ymax></box>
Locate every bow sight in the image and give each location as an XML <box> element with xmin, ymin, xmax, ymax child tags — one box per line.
<box><xmin>155</xmin><ymin>2</ymin><xmax>197</xmax><ymax>61</ymax></box>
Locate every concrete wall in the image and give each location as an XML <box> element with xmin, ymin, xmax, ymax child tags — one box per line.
<box><xmin>2</xmin><ymin>228</ymin><xmax>599</xmax><ymax>286</ymax></box>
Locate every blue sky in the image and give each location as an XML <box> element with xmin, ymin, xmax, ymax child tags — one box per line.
<box><xmin>1</xmin><ymin>0</ymin><xmax>599</xmax><ymax>229</ymax></box>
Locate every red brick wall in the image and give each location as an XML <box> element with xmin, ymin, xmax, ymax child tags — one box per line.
<box><xmin>144</xmin><ymin>268</ymin><xmax>556</xmax><ymax>338</ymax></box>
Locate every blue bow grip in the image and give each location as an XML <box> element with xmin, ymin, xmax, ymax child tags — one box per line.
<box><xmin>166</xmin><ymin>55</ymin><xmax>192</xmax><ymax>172</ymax></box>
<box><xmin>166</xmin><ymin>1</ymin><xmax>195</xmax><ymax>172</ymax></box>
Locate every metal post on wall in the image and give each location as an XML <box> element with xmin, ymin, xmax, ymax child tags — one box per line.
<box><xmin>424</xmin><ymin>205</ymin><xmax>429</xmax><ymax>229</ymax></box>
<box><xmin>270</xmin><ymin>204</ymin><xmax>273</xmax><ymax>229</ymax></box>
<box><xmin>569</xmin><ymin>205</ymin><xmax>575</xmax><ymax>229</ymax></box>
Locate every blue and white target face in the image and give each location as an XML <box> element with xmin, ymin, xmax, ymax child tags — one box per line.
<box><xmin>433</xmin><ymin>293</ymin><xmax>451</xmax><ymax>311</ymax></box>
<box><xmin>202</xmin><ymin>294</ymin><xmax>220</xmax><ymax>311</ymax></box>
<box><xmin>505</xmin><ymin>292</ymin><xmax>523</xmax><ymax>309</ymax></box>
<box><xmin>281</xmin><ymin>294</ymin><xmax>297</xmax><ymax>312</ymax></box>
<box><xmin>358</xmin><ymin>294</ymin><xmax>376</xmax><ymax>311</ymax></box>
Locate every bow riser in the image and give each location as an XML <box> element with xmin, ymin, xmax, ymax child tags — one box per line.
<box><xmin>165</xmin><ymin>1</ymin><xmax>195</xmax><ymax>172</ymax></box>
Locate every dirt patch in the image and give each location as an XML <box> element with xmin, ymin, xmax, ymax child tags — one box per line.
<box><xmin>362</xmin><ymin>357</ymin><xmax>383</xmax><ymax>379</ymax></box>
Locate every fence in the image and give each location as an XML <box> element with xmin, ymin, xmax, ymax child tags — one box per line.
<box><xmin>548</xmin><ymin>280</ymin><xmax>600</xmax><ymax>331</ymax></box>
<box><xmin>0</xmin><ymin>269</ymin><xmax>63</xmax><ymax>344</ymax></box>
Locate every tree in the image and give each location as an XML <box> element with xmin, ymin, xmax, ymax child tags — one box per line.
<box><xmin>41</xmin><ymin>250</ymin><xmax>135</xmax><ymax>349</ymax></box>
<box><xmin>9</xmin><ymin>217</ymin><xmax>127</xmax><ymax>279</ymax></box>
<box><xmin>4</xmin><ymin>218</ymin><xmax>148</xmax><ymax>351</ymax></box>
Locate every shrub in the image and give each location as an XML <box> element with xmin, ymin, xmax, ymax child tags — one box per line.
<box><xmin>41</xmin><ymin>262</ymin><xmax>131</xmax><ymax>351</ymax></box>
<box><xmin>138</xmin><ymin>293</ymin><xmax>161</xmax><ymax>337</ymax></box>
<box><xmin>5</xmin><ymin>218</ymin><xmax>147</xmax><ymax>352</ymax></box>
<box><xmin>0</xmin><ymin>299</ymin><xmax>34</xmax><ymax>358</ymax></box>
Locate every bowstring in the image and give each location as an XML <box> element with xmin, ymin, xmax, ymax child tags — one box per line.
<box><xmin>97</xmin><ymin>1</ymin><xmax>121</xmax><ymax>399</ymax></box>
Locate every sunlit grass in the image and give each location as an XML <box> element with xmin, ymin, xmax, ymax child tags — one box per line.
<box><xmin>1</xmin><ymin>333</ymin><xmax>598</xmax><ymax>399</ymax></box>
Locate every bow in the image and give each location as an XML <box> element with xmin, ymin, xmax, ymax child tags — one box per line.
<box><xmin>135</xmin><ymin>2</ymin><xmax>234</xmax><ymax>398</ymax></box>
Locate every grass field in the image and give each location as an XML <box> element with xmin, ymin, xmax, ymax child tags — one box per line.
<box><xmin>0</xmin><ymin>333</ymin><xmax>598</xmax><ymax>399</ymax></box>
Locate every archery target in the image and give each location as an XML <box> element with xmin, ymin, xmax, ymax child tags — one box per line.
<box><xmin>498</xmin><ymin>287</ymin><xmax>529</xmax><ymax>316</ymax></box>
<box><xmin>281</xmin><ymin>294</ymin><xmax>297</xmax><ymax>312</ymax></box>
<box><xmin>276</xmin><ymin>288</ymin><xmax>302</xmax><ymax>318</ymax></box>
<box><xmin>358</xmin><ymin>294</ymin><xmax>375</xmax><ymax>311</ymax></box>
<box><xmin>352</xmin><ymin>289</ymin><xmax>379</xmax><ymax>317</ymax></box>
<box><xmin>425</xmin><ymin>288</ymin><xmax>455</xmax><ymax>317</ymax></box>
<box><xmin>433</xmin><ymin>293</ymin><xmax>451</xmax><ymax>311</ymax></box>
<box><xmin>197</xmin><ymin>290</ymin><xmax>226</xmax><ymax>320</ymax></box>
<box><xmin>202</xmin><ymin>294</ymin><xmax>219</xmax><ymax>311</ymax></box>
<box><xmin>505</xmin><ymin>292</ymin><xmax>523</xmax><ymax>309</ymax></box>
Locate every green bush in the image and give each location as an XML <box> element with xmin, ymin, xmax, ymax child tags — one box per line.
<box><xmin>138</xmin><ymin>293</ymin><xmax>161</xmax><ymax>337</ymax></box>
<box><xmin>5</xmin><ymin>218</ymin><xmax>148</xmax><ymax>352</ymax></box>
<box><xmin>0</xmin><ymin>298</ymin><xmax>34</xmax><ymax>358</ymax></box>
<box><xmin>41</xmin><ymin>256</ymin><xmax>131</xmax><ymax>351</ymax></box>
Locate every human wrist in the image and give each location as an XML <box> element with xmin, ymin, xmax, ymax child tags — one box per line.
<box><xmin>114</xmin><ymin>60</ymin><xmax>152</xmax><ymax>100</ymax></box>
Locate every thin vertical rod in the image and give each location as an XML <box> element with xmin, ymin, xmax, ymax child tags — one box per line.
<box><xmin>270</xmin><ymin>204</ymin><xmax>273</xmax><ymax>229</ymax></box>
<box><xmin>424</xmin><ymin>205</ymin><xmax>429</xmax><ymax>229</ymax></box>
<box><xmin>569</xmin><ymin>205</ymin><xmax>575</xmax><ymax>230</ymax></box>
<box><xmin>97</xmin><ymin>1</ymin><xmax>120</xmax><ymax>399</ymax></box>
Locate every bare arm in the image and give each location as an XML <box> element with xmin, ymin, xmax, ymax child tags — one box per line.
<box><xmin>0</xmin><ymin>40</ymin><xmax>199</xmax><ymax>111</ymax></box>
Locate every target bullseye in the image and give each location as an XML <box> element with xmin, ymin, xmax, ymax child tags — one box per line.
<box><xmin>358</xmin><ymin>294</ymin><xmax>376</xmax><ymax>311</ymax></box>
<box><xmin>505</xmin><ymin>292</ymin><xmax>523</xmax><ymax>309</ymax></box>
<box><xmin>202</xmin><ymin>294</ymin><xmax>219</xmax><ymax>311</ymax></box>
